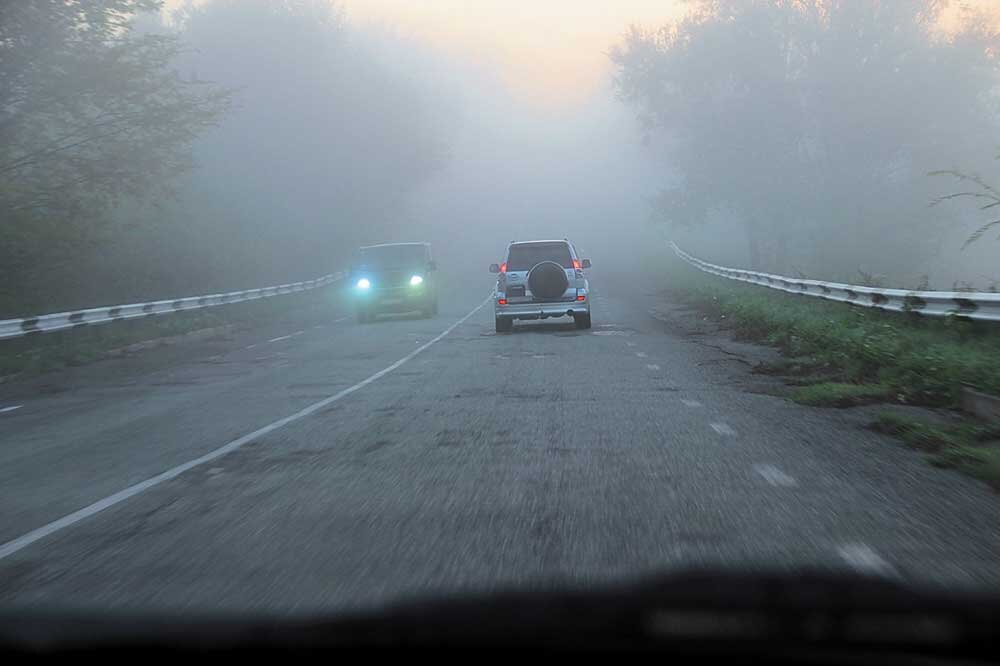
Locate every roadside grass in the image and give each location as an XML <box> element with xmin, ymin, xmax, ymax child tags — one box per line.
<box><xmin>665</xmin><ymin>257</ymin><xmax>1000</xmax><ymax>485</ymax></box>
<box><xmin>0</xmin><ymin>286</ymin><xmax>344</xmax><ymax>381</ymax></box>
<box><xmin>666</xmin><ymin>259</ymin><xmax>1000</xmax><ymax>408</ymax></box>
<box><xmin>872</xmin><ymin>412</ymin><xmax>1000</xmax><ymax>487</ymax></box>
<box><xmin>790</xmin><ymin>382</ymin><xmax>894</xmax><ymax>407</ymax></box>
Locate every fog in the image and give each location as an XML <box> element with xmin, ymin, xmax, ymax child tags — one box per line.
<box><xmin>3</xmin><ymin>0</ymin><xmax>1000</xmax><ymax>316</ymax></box>
<box><xmin>400</xmin><ymin>77</ymin><xmax>661</xmax><ymax>277</ymax></box>
<box><xmin>155</xmin><ymin>0</ymin><xmax>663</xmax><ymax>290</ymax></box>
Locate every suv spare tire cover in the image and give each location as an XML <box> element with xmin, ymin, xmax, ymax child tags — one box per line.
<box><xmin>528</xmin><ymin>261</ymin><xmax>569</xmax><ymax>300</ymax></box>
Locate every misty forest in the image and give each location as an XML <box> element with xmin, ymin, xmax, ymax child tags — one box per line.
<box><xmin>3</xmin><ymin>0</ymin><xmax>1000</xmax><ymax>317</ymax></box>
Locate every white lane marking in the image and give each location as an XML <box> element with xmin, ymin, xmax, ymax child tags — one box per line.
<box><xmin>625</xmin><ymin>342</ymin><xmax>637</xmax><ymax>347</ymax></box>
<box><xmin>680</xmin><ymin>399</ymin><xmax>702</xmax><ymax>408</ymax></box>
<box><xmin>333</xmin><ymin>316</ymin><xmax>348</xmax><ymax>324</ymax></box>
<box><xmin>709</xmin><ymin>422</ymin><xmax>736</xmax><ymax>436</ymax></box>
<box><xmin>291</xmin><ymin>330</ymin><xmax>304</xmax><ymax>337</ymax></box>
<box><xmin>636</xmin><ymin>351</ymin><xmax>648</xmax><ymax>358</ymax></box>
<box><xmin>0</xmin><ymin>298</ymin><xmax>489</xmax><ymax>561</ymax></box>
<box><xmin>646</xmin><ymin>364</ymin><xmax>661</xmax><ymax>371</ymax></box>
<box><xmin>267</xmin><ymin>335</ymin><xmax>292</xmax><ymax>343</ymax></box>
<box><xmin>244</xmin><ymin>344</ymin><xmax>257</xmax><ymax>350</ymax></box>
<box><xmin>837</xmin><ymin>543</ymin><xmax>900</xmax><ymax>578</ymax></box>
<box><xmin>753</xmin><ymin>464</ymin><xmax>798</xmax><ymax>488</ymax></box>
<box><xmin>0</xmin><ymin>405</ymin><xmax>23</xmax><ymax>414</ymax></box>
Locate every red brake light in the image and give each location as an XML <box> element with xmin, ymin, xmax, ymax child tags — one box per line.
<box><xmin>500</xmin><ymin>262</ymin><xmax>507</xmax><ymax>273</ymax></box>
<box><xmin>576</xmin><ymin>294</ymin><xmax>586</xmax><ymax>301</ymax></box>
<box><xmin>498</xmin><ymin>298</ymin><xmax>507</xmax><ymax>305</ymax></box>
<box><xmin>572</xmin><ymin>259</ymin><xmax>581</xmax><ymax>270</ymax></box>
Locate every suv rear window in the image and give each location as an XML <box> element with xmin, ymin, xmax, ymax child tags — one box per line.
<box><xmin>506</xmin><ymin>242</ymin><xmax>573</xmax><ymax>271</ymax></box>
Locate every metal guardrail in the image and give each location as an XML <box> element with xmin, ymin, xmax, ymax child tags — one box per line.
<box><xmin>671</xmin><ymin>242</ymin><xmax>1000</xmax><ymax>322</ymax></box>
<box><xmin>0</xmin><ymin>272</ymin><xmax>344</xmax><ymax>340</ymax></box>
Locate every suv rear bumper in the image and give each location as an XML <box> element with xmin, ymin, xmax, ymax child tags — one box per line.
<box><xmin>495</xmin><ymin>299</ymin><xmax>590</xmax><ymax>320</ymax></box>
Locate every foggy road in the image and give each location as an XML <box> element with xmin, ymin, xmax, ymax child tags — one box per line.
<box><xmin>2</xmin><ymin>272</ymin><xmax>1000</xmax><ymax>613</ymax></box>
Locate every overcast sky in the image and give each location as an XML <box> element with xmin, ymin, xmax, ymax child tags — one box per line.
<box><xmin>337</xmin><ymin>0</ymin><xmax>685</xmax><ymax>107</ymax></box>
<box><xmin>163</xmin><ymin>1</ymin><xmax>998</xmax><ymax>110</ymax></box>
<box><xmin>163</xmin><ymin>1</ymin><xmax>686</xmax><ymax>107</ymax></box>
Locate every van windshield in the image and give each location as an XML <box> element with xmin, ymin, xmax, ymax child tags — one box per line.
<box><xmin>359</xmin><ymin>245</ymin><xmax>426</xmax><ymax>269</ymax></box>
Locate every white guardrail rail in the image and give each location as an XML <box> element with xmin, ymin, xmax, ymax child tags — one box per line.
<box><xmin>671</xmin><ymin>242</ymin><xmax>1000</xmax><ymax>322</ymax></box>
<box><xmin>0</xmin><ymin>272</ymin><xmax>344</xmax><ymax>340</ymax></box>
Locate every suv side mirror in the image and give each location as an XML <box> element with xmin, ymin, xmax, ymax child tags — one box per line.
<box><xmin>489</xmin><ymin>263</ymin><xmax>500</xmax><ymax>274</ymax></box>
<box><xmin>581</xmin><ymin>259</ymin><xmax>592</xmax><ymax>269</ymax></box>
<box><xmin>427</xmin><ymin>260</ymin><xmax>437</xmax><ymax>272</ymax></box>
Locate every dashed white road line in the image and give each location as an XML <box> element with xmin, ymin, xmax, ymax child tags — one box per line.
<box><xmin>333</xmin><ymin>316</ymin><xmax>349</xmax><ymax>324</ymax></box>
<box><xmin>0</xmin><ymin>405</ymin><xmax>23</xmax><ymax>414</ymax></box>
<box><xmin>0</xmin><ymin>297</ymin><xmax>490</xmax><ymax>561</ymax></box>
<box><xmin>636</xmin><ymin>351</ymin><xmax>648</xmax><ymax>358</ymax></box>
<box><xmin>680</xmin><ymin>399</ymin><xmax>702</xmax><ymax>408</ymax></box>
<box><xmin>837</xmin><ymin>543</ymin><xmax>900</xmax><ymax>578</ymax></box>
<box><xmin>291</xmin><ymin>330</ymin><xmax>304</xmax><ymax>337</ymax></box>
<box><xmin>709</xmin><ymin>422</ymin><xmax>736</xmax><ymax>436</ymax></box>
<box><xmin>646</xmin><ymin>364</ymin><xmax>661</xmax><ymax>371</ymax></box>
<box><xmin>244</xmin><ymin>344</ymin><xmax>257</xmax><ymax>350</ymax></box>
<box><xmin>267</xmin><ymin>335</ymin><xmax>293</xmax><ymax>343</ymax></box>
<box><xmin>753</xmin><ymin>464</ymin><xmax>798</xmax><ymax>487</ymax></box>
<box><xmin>625</xmin><ymin>342</ymin><xmax>637</xmax><ymax>347</ymax></box>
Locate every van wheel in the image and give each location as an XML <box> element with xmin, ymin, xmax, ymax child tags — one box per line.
<box><xmin>574</xmin><ymin>312</ymin><xmax>592</xmax><ymax>330</ymax></box>
<box><xmin>495</xmin><ymin>316</ymin><xmax>513</xmax><ymax>333</ymax></box>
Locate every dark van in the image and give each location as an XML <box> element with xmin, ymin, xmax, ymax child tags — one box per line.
<box><xmin>350</xmin><ymin>242</ymin><xmax>439</xmax><ymax>323</ymax></box>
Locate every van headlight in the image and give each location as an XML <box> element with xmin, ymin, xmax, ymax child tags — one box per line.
<box><xmin>409</xmin><ymin>275</ymin><xmax>424</xmax><ymax>286</ymax></box>
<box><xmin>356</xmin><ymin>278</ymin><xmax>371</xmax><ymax>289</ymax></box>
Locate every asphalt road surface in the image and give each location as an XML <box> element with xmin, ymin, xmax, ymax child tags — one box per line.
<box><xmin>2</xmin><ymin>271</ymin><xmax>1000</xmax><ymax>613</ymax></box>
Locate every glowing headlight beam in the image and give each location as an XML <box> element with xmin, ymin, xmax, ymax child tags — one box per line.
<box><xmin>356</xmin><ymin>278</ymin><xmax>371</xmax><ymax>289</ymax></box>
<box><xmin>409</xmin><ymin>275</ymin><xmax>424</xmax><ymax>286</ymax></box>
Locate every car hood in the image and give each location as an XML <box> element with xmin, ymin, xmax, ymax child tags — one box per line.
<box><xmin>2</xmin><ymin>569</ymin><xmax>998</xmax><ymax>656</ymax></box>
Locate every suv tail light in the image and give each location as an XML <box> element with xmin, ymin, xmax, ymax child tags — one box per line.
<box><xmin>500</xmin><ymin>262</ymin><xmax>507</xmax><ymax>273</ymax></box>
<box><xmin>497</xmin><ymin>297</ymin><xmax>507</xmax><ymax>305</ymax></box>
<box><xmin>572</xmin><ymin>259</ymin><xmax>581</xmax><ymax>270</ymax></box>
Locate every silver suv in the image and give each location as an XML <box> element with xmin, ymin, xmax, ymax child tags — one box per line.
<box><xmin>490</xmin><ymin>239</ymin><xmax>592</xmax><ymax>332</ymax></box>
